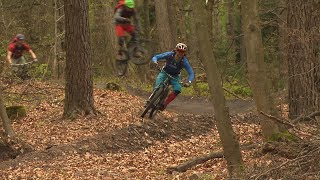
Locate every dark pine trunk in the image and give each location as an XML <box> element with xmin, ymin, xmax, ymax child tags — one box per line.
<box><xmin>63</xmin><ymin>0</ymin><xmax>95</xmax><ymax>118</ymax></box>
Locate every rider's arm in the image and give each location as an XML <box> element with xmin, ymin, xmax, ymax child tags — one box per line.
<box><xmin>7</xmin><ymin>51</ymin><xmax>12</xmax><ymax>64</ymax></box>
<box><xmin>23</xmin><ymin>44</ymin><xmax>36</xmax><ymax>60</ymax></box>
<box><xmin>114</xmin><ymin>8</ymin><xmax>130</xmax><ymax>24</ymax></box>
<box><xmin>151</xmin><ymin>52</ymin><xmax>174</xmax><ymax>63</ymax></box>
<box><xmin>29</xmin><ymin>50</ymin><xmax>37</xmax><ymax>59</ymax></box>
<box><xmin>182</xmin><ymin>57</ymin><xmax>195</xmax><ymax>82</ymax></box>
<box><xmin>7</xmin><ymin>44</ymin><xmax>15</xmax><ymax>64</ymax></box>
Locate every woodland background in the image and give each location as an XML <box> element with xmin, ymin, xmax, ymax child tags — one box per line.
<box><xmin>0</xmin><ymin>0</ymin><xmax>319</xmax><ymax>179</ymax></box>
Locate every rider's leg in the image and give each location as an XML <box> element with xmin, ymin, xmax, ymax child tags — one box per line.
<box><xmin>19</xmin><ymin>56</ymin><xmax>28</xmax><ymax>79</ymax></box>
<box><xmin>145</xmin><ymin>71</ymin><xmax>167</xmax><ymax>107</ymax></box>
<box><xmin>115</xmin><ymin>25</ymin><xmax>126</xmax><ymax>60</ymax></box>
<box><xmin>160</xmin><ymin>76</ymin><xmax>182</xmax><ymax>110</ymax></box>
<box><xmin>11</xmin><ymin>56</ymin><xmax>26</xmax><ymax>78</ymax></box>
<box><xmin>164</xmin><ymin>90</ymin><xmax>180</xmax><ymax>106</ymax></box>
<box><xmin>128</xmin><ymin>26</ymin><xmax>142</xmax><ymax>58</ymax></box>
<box><xmin>116</xmin><ymin>36</ymin><xmax>126</xmax><ymax>60</ymax></box>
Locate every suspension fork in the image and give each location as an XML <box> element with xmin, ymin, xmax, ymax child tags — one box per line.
<box><xmin>149</xmin><ymin>78</ymin><xmax>170</xmax><ymax>100</ymax></box>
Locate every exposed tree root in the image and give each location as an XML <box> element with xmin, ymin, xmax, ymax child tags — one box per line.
<box><xmin>251</xmin><ymin>142</ymin><xmax>320</xmax><ymax>179</ymax></box>
<box><xmin>167</xmin><ymin>151</ymin><xmax>224</xmax><ymax>173</ymax></box>
<box><xmin>293</xmin><ymin>111</ymin><xmax>320</xmax><ymax>124</ymax></box>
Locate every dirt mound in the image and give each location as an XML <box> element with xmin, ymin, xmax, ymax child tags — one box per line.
<box><xmin>78</xmin><ymin>113</ymin><xmax>215</xmax><ymax>153</ymax></box>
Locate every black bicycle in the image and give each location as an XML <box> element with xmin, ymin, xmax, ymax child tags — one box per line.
<box><xmin>140</xmin><ymin>69</ymin><xmax>179</xmax><ymax>119</ymax></box>
<box><xmin>116</xmin><ymin>38</ymin><xmax>149</xmax><ymax>76</ymax></box>
<box><xmin>11</xmin><ymin>59</ymin><xmax>37</xmax><ymax>80</ymax></box>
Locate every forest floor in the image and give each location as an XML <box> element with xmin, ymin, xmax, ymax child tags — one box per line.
<box><xmin>0</xmin><ymin>80</ymin><xmax>319</xmax><ymax>179</ymax></box>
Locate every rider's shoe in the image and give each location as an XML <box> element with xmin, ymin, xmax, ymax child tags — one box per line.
<box><xmin>133</xmin><ymin>51</ymin><xmax>143</xmax><ymax>58</ymax></box>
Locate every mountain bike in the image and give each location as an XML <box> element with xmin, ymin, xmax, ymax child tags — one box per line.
<box><xmin>140</xmin><ymin>69</ymin><xmax>178</xmax><ymax>119</ymax></box>
<box><xmin>116</xmin><ymin>38</ymin><xmax>149</xmax><ymax>76</ymax></box>
<box><xmin>11</xmin><ymin>59</ymin><xmax>37</xmax><ymax>80</ymax></box>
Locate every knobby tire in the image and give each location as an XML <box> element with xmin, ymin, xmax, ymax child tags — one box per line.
<box><xmin>116</xmin><ymin>50</ymin><xmax>129</xmax><ymax>76</ymax></box>
<box><xmin>141</xmin><ymin>86</ymin><xmax>164</xmax><ymax>118</ymax></box>
<box><xmin>149</xmin><ymin>88</ymin><xmax>169</xmax><ymax>119</ymax></box>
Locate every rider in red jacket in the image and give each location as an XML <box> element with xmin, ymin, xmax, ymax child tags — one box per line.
<box><xmin>7</xmin><ymin>34</ymin><xmax>37</xmax><ymax>65</ymax></box>
<box><xmin>114</xmin><ymin>0</ymin><xmax>142</xmax><ymax>60</ymax></box>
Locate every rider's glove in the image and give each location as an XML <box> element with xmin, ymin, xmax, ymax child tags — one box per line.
<box><xmin>33</xmin><ymin>58</ymin><xmax>38</xmax><ymax>62</ymax></box>
<box><xmin>183</xmin><ymin>81</ymin><xmax>192</xmax><ymax>87</ymax></box>
<box><xmin>150</xmin><ymin>61</ymin><xmax>159</xmax><ymax>69</ymax></box>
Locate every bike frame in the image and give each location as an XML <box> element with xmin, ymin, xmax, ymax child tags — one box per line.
<box><xmin>141</xmin><ymin>68</ymin><xmax>178</xmax><ymax>119</ymax></box>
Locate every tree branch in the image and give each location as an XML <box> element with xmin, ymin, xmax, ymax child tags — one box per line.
<box><xmin>259</xmin><ymin>111</ymin><xmax>295</xmax><ymax>128</ymax></box>
<box><xmin>167</xmin><ymin>151</ymin><xmax>224</xmax><ymax>173</ymax></box>
<box><xmin>293</xmin><ymin>111</ymin><xmax>320</xmax><ymax>124</ymax></box>
<box><xmin>223</xmin><ymin>87</ymin><xmax>246</xmax><ymax>100</ymax></box>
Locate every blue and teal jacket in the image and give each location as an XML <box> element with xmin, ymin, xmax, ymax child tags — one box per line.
<box><xmin>151</xmin><ymin>51</ymin><xmax>195</xmax><ymax>82</ymax></box>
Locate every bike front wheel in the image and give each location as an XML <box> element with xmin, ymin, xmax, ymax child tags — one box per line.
<box><xmin>115</xmin><ymin>60</ymin><xmax>128</xmax><ymax>76</ymax></box>
<box><xmin>141</xmin><ymin>86</ymin><xmax>164</xmax><ymax>118</ymax></box>
<box><xmin>128</xmin><ymin>42</ymin><xmax>149</xmax><ymax>65</ymax></box>
<box><xmin>148</xmin><ymin>88</ymin><xmax>169</xmax><ymax>119</ymax></box>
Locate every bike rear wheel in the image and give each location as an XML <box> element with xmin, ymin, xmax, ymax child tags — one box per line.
<box><xmin>115</xmin><ymin>60</ymin><xmax>128</xmax><ymax>76</ymax></box>
<box><xmin>141</xmin><ymin>86</ymin><xmax>164</xmax><ymax>118</ymax></box>
<box><xmin>115</xmin><ymin>49</ymin><xmax>130</xmax><ymax>76</ymax></box>
<box><xmin>128</xmin><ymin>42</ymin><xmax>149</xmax><ymax>65</ymax></box>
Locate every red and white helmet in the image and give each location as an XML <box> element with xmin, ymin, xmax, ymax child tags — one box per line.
<box><xmin>175</xmin><ymin>43</ymin><xmax>187</xmax><ymax>52</ymax></box>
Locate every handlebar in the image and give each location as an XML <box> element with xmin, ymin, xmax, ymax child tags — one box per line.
<box><xmin>158</xmin><ymin>68</ymin><xmax>190</xmax><ymax>87</ymax></box>
<box><xmin>11</xmin><ymin>59</ymin><xmax>37</xmax><ymax>67</ymax></box>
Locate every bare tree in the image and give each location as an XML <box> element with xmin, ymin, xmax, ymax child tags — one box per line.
<box><xmin>53</xmin><ymin>0</ymin><xmax>65</xmax><ymax>78</ymax></box>
<box><xmin>91</xmin><ymin>0</ymin><xmax>116</xmax><ymax>75</ymax></box>
<box><xmin>63</xmin><ymin>0</ymin><xmax>95</xmax><ymax>117</ymax></box>
<box><xmin>287</xmin><ymin>0</ymin><xmax>320</xmax><ymax>118</ymax></box>
<box><xmin>193</xmin><ymin>0</ymin><xmax>244</xmax><ymax>177</ymax></box>
<box><xmin>241</xmin><ymin>0</ymin><xmax>284</xmax><ymax>139</ymax></box>
<box><xmin>0</xmin><ymin>91</ymin><xmax>15</xmax><ymax>137</ymax></box>
<box><xmin>154</xmin><ymin>0</ymin><xmax>175</xmax><ymax>51</ymax></box>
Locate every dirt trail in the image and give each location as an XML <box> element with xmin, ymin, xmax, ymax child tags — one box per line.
<box><xmin>123</xmin><ymin>85</ymin><xmax>255</xmax><ymax>115</ymax></box>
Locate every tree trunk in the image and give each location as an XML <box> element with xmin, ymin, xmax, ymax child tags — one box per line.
<box><xmin>238</xmin><ymin>1</ymin><xmax>247</xmax><ymax>63</ymax></box>
<box><xmin>278</xmin><ymin>0</ymin><xmax>287</xmax><ymax>79</ymax></box>
<box><xmin>212</xmin><ymin>1</ymin><xmax>219</xmax><ymax>40</ymax></box>
<box><xmin>92</xmin><ymin>0</ymin><xmax>116</xmax><ymax>76</ymax></box>
<box><xmin>241</xmin><ymin>0</ymin><xmax>284</xmax><ymax>139</ymax></box>
<box><xmin>0</xmin><ymin>91</ymin><xmax>15</xmax><ymax>137</ymax></box>
<box><xmin>154</xmin><ymin>0</ymin><xmax>175</xmax><ymax>51</ymax></box>
<box><xmin>193</xmin><ymin>0</ymin><xmax>244</xmax><ymax>177</ymax></box>
<box><xmin>167</xmin><ymin>0</ymin><xmax>180</xmax><ymax>42</ymax></box>
<box><xmin>63</xmin><ymin>0</ymin><xmax>95</xmax><ymax>117</ymax></box>
<box><xmin>225</xmin><ymin>0</ymin><xmax>238</xmax><ymax>62</ymax></box>
<box><xmin>53</xmin><ymin>0</ymin><xmax>65</xmax><ymax>79</ymax></box>
<box><xmin>143</xmin><ymin>0</ymin><xmax>151</xmax><ymax>40</ymax></box>
<box><xmin>287</xmin><ymin>0</ymin><xmax>320</xmax><ymax>118</ymax></box>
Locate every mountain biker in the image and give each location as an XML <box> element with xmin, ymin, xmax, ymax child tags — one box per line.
<box><xmin>7</xmin><ymin>34</ymin><xmax>37</xmax><ymax>65</ymax></box>
<box><xmin>148</xmin><ymin>43</ymin><xmax>195</xmax><ymax>111</ymax></box>
<box><xmin>114</xmin><ymin>0</ymin><xmax>142</xmax><ymax>61</ymax></box>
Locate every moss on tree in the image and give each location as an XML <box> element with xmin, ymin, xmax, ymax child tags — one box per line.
<box><xmin>268</xmin><ymin>130</ymin><xmax>299</xmax><ymax>142</ymax></box>
<box><xmin>6</xmin><ymin>106</ymin><xmax>27</xmax><ymax>120</ymax></box>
